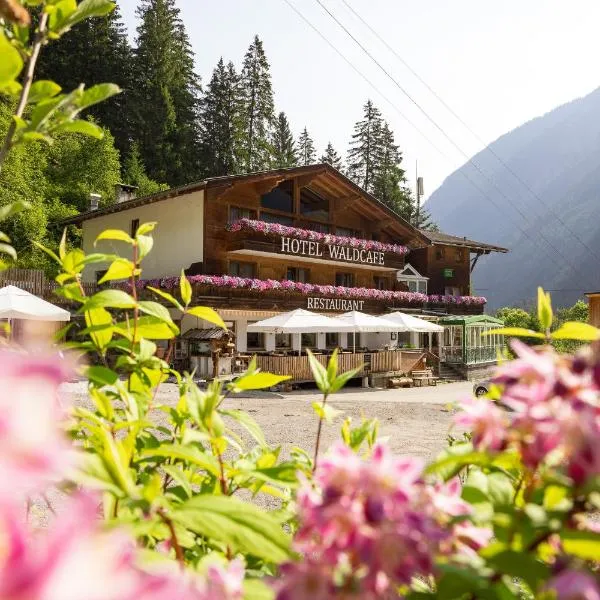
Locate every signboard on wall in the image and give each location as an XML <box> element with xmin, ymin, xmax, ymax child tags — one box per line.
<box><xmin>281</xmin><ymin>237</ymin><xmax>385</xmax><ymax>266</ymax></box>
<box><xmin>307</xmin><ymin>297</ymin><xmax>365</xmax><ymax>311</ymax></box>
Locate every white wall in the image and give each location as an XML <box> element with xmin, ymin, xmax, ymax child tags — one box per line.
<box><xmin>81</xmin><ymin>191</ymin><xmax>204</xmax><ymax>282</ymax></box>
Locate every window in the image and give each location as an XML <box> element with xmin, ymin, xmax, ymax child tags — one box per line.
<box><xmin>455</xmin><ymin>249</ymin><xmax>464</xmax><ymax>262</ymax></box>
<box><xmin>336</xmin><ymin>272</ymin><xmax>354</xmax><ymax>287</ymax></box>
<box><xmin>260</xmin><ymin>212</ymin><xmax>294</xmax><ymax>226</ymax></box>
<box><xmin>229</xmin><ymin>206</ymin><xmax>256</xmax><ymax>223</ymax></box>
<box><xmin>445</xmin><ymin>286</ymin><xmax>461</xmax><ymax>296</ymax></box>
<box><xmin>347</xmin><ymin>332</ymin><xmax>360</xmax><ymax>349</ymax></box>
<box><xmin>261</xmin><ymin>181</ymin><xmax>293</xmax><ymax>213</ymax></box>
<box><xmin>300</xmin><ymin>187</ymin><xmax>329</xmax><ymax>221</ymax></box>
<box><xmin>396</xmin><ymin>263</ymin><xmax>428</xmax><ymax>294</ymax></box>
<box><xmin>436</xmin><ymin>247</ymin><xmax>445</xmax><ymax>260</ymax></box>
<box><xmin>275</xmin><ymin>333</ymin><xmax>292</xmax><ymax>349</ymax></box>
<box><xmin>374</xmin><ymin>276</ymin><xmax>389</xmax><ymax>290</ymax></box>
<box><xmin>247</xmin><ymin>329</ymin><xmax>264</xmax><ymax>350</ymax></box>
<box><xmin>326</xmin><ymin>333</ymin><xmax>339</xmax><ymax>348</ymax></box>
<box><xmin>300</xmin><ymin>221</ymin><xmax>330</xmax><ymax>234</ymax></box>
<box><xmin>286</xmin><ymin>267</ymin><xmax>309</xmax><ymax>283</ymax></box>
<box><xmin>130</xmin><ymin>218</ymin><xmax>139</xmax><ymax>238</ymax></box>
<box><xmin>301</xmin><ymin>332</ymin><xmax>317</xmax><ymax>348</ymax></box>
<box><xmin>336</xmin><ymin>226</ymin><xmax>359</xmax><ymax>238</ymax></box>
<box><xmin>229</xmin><ymin>261</ymin><xmax>256</xmax><ymax>278</ymax></box>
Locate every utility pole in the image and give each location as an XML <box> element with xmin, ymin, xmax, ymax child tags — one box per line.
<box><xmin>415</xmin><ymin>161</ymin><xmax>424</xmax><ymax>227</ymax></box>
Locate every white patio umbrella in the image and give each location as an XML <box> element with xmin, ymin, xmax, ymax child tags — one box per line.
<box><xmin>247</xmin><ymin>308</ymin><xmax>353</xmax><ymax>355</ymax></box>
<box><xmin>384</xmin><ymin>312</ymin><xmax>444</xmax><ymax>333</ymax></box>
<box><xmin>335</xmin><ymin>310</ymin><xmax>400</xmax><ymax>352</ymax></box>
<box><xmin>385</xmin><ymin>311</ymin><xmax>443</xmax><ymax>353</ymax></box>
<box><xmin>0</xmin><ymin>285</ymin><xmax>70</xmax><ymax>322</ymax></box>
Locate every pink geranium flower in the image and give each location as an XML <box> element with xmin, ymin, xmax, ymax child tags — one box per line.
<box><xmin>455</xmin><ymin>397</ymin><xmax>508</xmax><ymax>451</ymax></box>
<box><xmin>0</xmin><ymin>351</ymin><xmax>76</xmax><ymax>497</ymax></box>
<box><xmin>548</xmin><ymin>570</ymin><xmax>600</xmax><ymax>600</ymax></box>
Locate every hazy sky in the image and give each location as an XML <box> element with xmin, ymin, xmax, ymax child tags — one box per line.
<box><xmin>120</xmin><ymin>0</ymin><xmax>600</xmax><ymax>201</ymax></box>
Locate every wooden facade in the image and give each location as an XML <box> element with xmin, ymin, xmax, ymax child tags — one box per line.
<box><xmin>586</xmin><ymin>293</ymin><xmax>600</xmax><ymax>327</ymax></box>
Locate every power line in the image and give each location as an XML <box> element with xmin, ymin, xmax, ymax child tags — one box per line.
<box><xmin>339</xmin><ymin>0</ymin><xmax>600</xmax><ymax>267</ymax></box>
<box><xmin>310</xmin><ymin>0</ymin><xmax>598</xmax><ymax>290</ymax></box>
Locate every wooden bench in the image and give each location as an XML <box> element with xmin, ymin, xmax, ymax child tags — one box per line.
<box><xmin>411</xmin><ymin>369</ymin><xmax>439</xmax><ymax>387</ymax></box>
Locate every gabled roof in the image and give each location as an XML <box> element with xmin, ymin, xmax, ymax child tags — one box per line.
<box><xmin>419</xmin><ymin>230</ymin><xmax>508</xmax><ymax>253</ymax></box>
<box><xmin>60</xmin><ymin>164</ymin><xmax>430</xmax><ymax>247</ymax></box>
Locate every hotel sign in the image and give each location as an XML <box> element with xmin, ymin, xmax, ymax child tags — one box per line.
<box><xmin>281</xmin><ymin>237</ymin><xmax>385</xmax><ymax>266</ymax></box>
<box><xmin>307</xmin><ymin>297</ymin><xmax>365</xmax><ymax>311</ymax></box>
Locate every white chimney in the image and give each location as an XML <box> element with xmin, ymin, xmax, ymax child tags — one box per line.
<box><xmin>89</xmin><ymin>193</ymin><xmax>101</xmax><ymax>210</ymax></box>
<box><xmin>115</xmin><ymin>183</ymin><xmax>138</xmax><ymax>204</ymax></box>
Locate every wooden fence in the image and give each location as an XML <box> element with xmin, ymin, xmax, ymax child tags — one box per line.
<box><xmin>0</xmin><ymin>269</ymin><xmax>96</xmax><ymax>303</ymax></box>
<box><xmin>256</xmin><ymin>350</ymin><xmax>427</xmax><ymax>383</ymax></box>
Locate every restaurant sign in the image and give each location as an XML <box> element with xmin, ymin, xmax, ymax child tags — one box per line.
<box><xmin>281</xmin><ymin>237</ymin><xmax>385</xmax><ymax>266</ymax></box>
<box><xmin>307</xmin><ymin>297</ymin><xmax>365</xmax><ymax>311</ymax></box>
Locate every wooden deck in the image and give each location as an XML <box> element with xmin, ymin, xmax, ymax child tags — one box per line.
<box><xmin>256</xmin><ymin>350</ymin><xmax>428</xmax><ymax>383</ymax></box>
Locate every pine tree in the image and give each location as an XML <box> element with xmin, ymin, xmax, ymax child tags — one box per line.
<box><xmin>132</xmin><ymin>0</ymin><xmax>202</xmax><ymax>185</ymax></box>
<box><xmin>36</xmin><ymin>3</ymin><xmax>133</xmax><ymax>156</ymax></box>
<box><xmin>320</xmin><ymin>142</ymin><xmax>342</xmax><ymax>170</ymax></box>
<box><xmin>239</xmin><ymin>35</ymin><xmax>275</xmax><ymax>172</ymax></box>
<box><xmin>123</xmin><ymin>143</ymin><xmax>168</xmax><ymax>197</ymax></box>
<box><xmin>372</xmin><ymin>122</ymin><xmax>411</xmax><ymax>213</ymax></box>
<box><xmin>199</xmin><ymin>58</ymin><xmax>243</xmax><ymax>176</ymax></box>
<box><xmin>297</xmin><ymin>127</ymin><xmax>316</xmax><ymax>166</ymax></box>
<box><xmin>346</xmin><ymin>100</ymin><xmax>384</xmax><ymax>193</ymax></box>
<box><xmin>270</xmin><ymin>112</ymin><xmax>297</xmax><ymax>168</ymax></box>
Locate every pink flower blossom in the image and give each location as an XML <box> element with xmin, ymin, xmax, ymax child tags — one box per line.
<box><xmin>548</xmin><ymin>570</ymin><xmax>600</xmax><ymax>600</ymax></box>
<box><xmin>454</xmin><ymin>396</ymin><xmax>509</xmax><ymax>451</ymax></box>
<box><xmin>0</xmin><ymin>351</ymin><xmax>76</xmax><ymax>497</ymax></box>
<box><xmin>0</xmin><ymin>494</ymin><xmax>244</xmax><ymax>600</ymax></box>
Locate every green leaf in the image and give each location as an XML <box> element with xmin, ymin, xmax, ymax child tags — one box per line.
<box><xmin>487</xmin><ymin>472</ymin><xmax>514</xmax><ymax>508</ymax></box>
<box><xmin>180</xmin><ymin>270</ymin><xmax>192</xmax><ymax>306</ymax></box>
<box><xmin>551</xmin><ymin>321</ymin><xmax>600</xmax><ymax>341</ymax></box>
<box><xmin>560</xmin><ymin>529</ymin><xmax>600</xmax><ymax>560</ymax></box>
<box><xmin>84</xmin><ymin>307</ymin><xmax>113</xmax><ymax>351</ymax></box>
<box><xmin>187</xmin><ymin>306</ymin><xmax>226</xmax><ymax>329</ymax></box>
<box><xmin>56</xmin><ymin>119</ymin><xmax>103</xmax><ymax>138</ymax></box>
<box><xmin>98</xmin><ymin>258</ymin><xmax>134</xmax><ymax>283</ymax></box>
<box><xmin>95</xmin><ymin>229</ymin><xmax>133</xmax><ymax>245</ymax></box>
<box><xmin>538</xmin><ymin>287</ymin><xmax>553</xmax><ymax>331</ymax></box>
<box><xmin>62</xmin><ymin>249</ymin><xmax>85</xmax><ymax>274</ymax></box>
<box><xmin>147</xmin><ymin>286</ymin><xmax>183</xmax><ymax>311</ymax></box>
<box><xmin>243</xmin><ymin>579</ymin><xmax>275</xmax><ymax>600</ymax></box>
<box><xmin>485</xmin><ymin>327</ymin><xmax>545</xmax><ymax>339</ymax></box>
<box><xmin>0</xmin><ymin>243</ymin><xmax>16</xmax><ymax>260</ymax></box>
<box><xmin>330</xmin><ymin>365</ymin><xmax>362</xmax><ymax>393</ymax></box>
<box><xmin>135</xmin><ymin>222</ymin><xmax>156</xmax><ymax>236</ymax></box>
<box><xmin>426</xmin><ymin>447</ymin><xmax>489</xmax><ymax>480</ymax></box>
<box><xmin>28</xmin><ymin>80</ymin><xmax>61</xmax><ymax>103</ymax></box>
<box><xmin>32</xmin><ymin>240</ymin><xmax>61</xmax><ymax>265</ymax></box>
<box><xmin>137</xmin><ymin>300</ymin><xmax>174</xmax><ymax>324</ymax></box>
<box><xmin>58</xmin><ymin>227</ymin><xmax>67</xmax><ymax>260</ymax></box>
<box><xmin>141</xmin><ymin>444</ymin><xmax>220</xmax><ymax>477</ymax></box>
<box><xmin>486</xmin><ymin>550</ymin><xmax>549</xmax><ymax>592</ymax></box>
<box><xmin>326</xmin><ymin>349</ymin><xmax>338</xmax><ymax>384</ymax></box>
<box><xmin>173</xmin><ymin>495</ymin><xmax>291</xmax><ymax>563</ymax></box>
<box><xmin>221</xmin><ymin>409</ymin><xmax>268</xmax><ymax>447</ymax></box>
<box><xmin>83</xmin><ymin>289</ymin><xmax>136</xmax><ymax>310</ymax></box>
<box><xmin>86</xmin><ymin>365</ymin><xmax>118</xmax><ymax>387</ymax></box>
<box><xmin>230</xmin><ymin>372</ymin><xmax>291</xmax><ymax>392</ymax></box>
<box><xmin>115</xmin><ymin>316</ymin><xmax>176</xmax><ymax>341</ymax></box>
<box><xmin>0</xmin><ymin>30</ymin><xmax>23</xmax><ymax>85</ymax></box>
<box><xmin>136</xmin><ymin>234</ymin><xmax>153</xmax><ymax>260</ymax></box>
<box><xmin>312</xmin><ymin>401</ymin><xmax>341</xmax><ymax>423</ymax></box>
<box><xmin>307</xmin><ymin>350</ymin><xmax>328</xmax><ymax>393</ymax></box>
<box><xmin>0</xmin><ymin>200</ymin><xmax>30</xmax><ymax>222</ymax></box>
<box><xmin>63</xmin><ymin>0</ymin><xmax>116</xmax><ymax>29</ymax></box>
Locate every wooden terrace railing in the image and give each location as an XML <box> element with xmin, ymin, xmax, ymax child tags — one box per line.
<box><xmin>255</xmin><ymin>350</ymin><xmax>427</xmax><ymax>383</ymax></box>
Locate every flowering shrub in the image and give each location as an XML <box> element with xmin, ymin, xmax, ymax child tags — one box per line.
<box><xmin>226</xmin><ymin>218</ymin><xmax>410</xmax><ymax>256</ymax></box>
<box><xmin>0</xmin><ymin>204</ymin><xmax>599</xmax><ymax>600</ymax></box>
<box><xmin>133</xmin><ymin>274</ymin><xmax>487</xmax><ymax>307</ymax></box>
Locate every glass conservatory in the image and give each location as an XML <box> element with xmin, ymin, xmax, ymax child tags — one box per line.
<box><xmin>439</xmin><ymin>315</ymin><xmax>504</xmax><ymax>365</ymax></box>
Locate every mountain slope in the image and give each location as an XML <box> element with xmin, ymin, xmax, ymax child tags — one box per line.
<box><xmin>425</xmin><ymin>87</ymin><xmax>600</xmax><ymax>309</ymax></box>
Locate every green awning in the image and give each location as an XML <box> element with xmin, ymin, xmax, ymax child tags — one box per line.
<box><xmin>438</xmin><ymin>314</ymin><xmax>504</xmax><ymax>326</ymax></box>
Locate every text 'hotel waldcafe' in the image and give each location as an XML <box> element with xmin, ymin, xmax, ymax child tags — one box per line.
<box><xmin>65</xmin><ymin>164</ymin><xmax>507</xmax><ymax>373</ymax></box>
